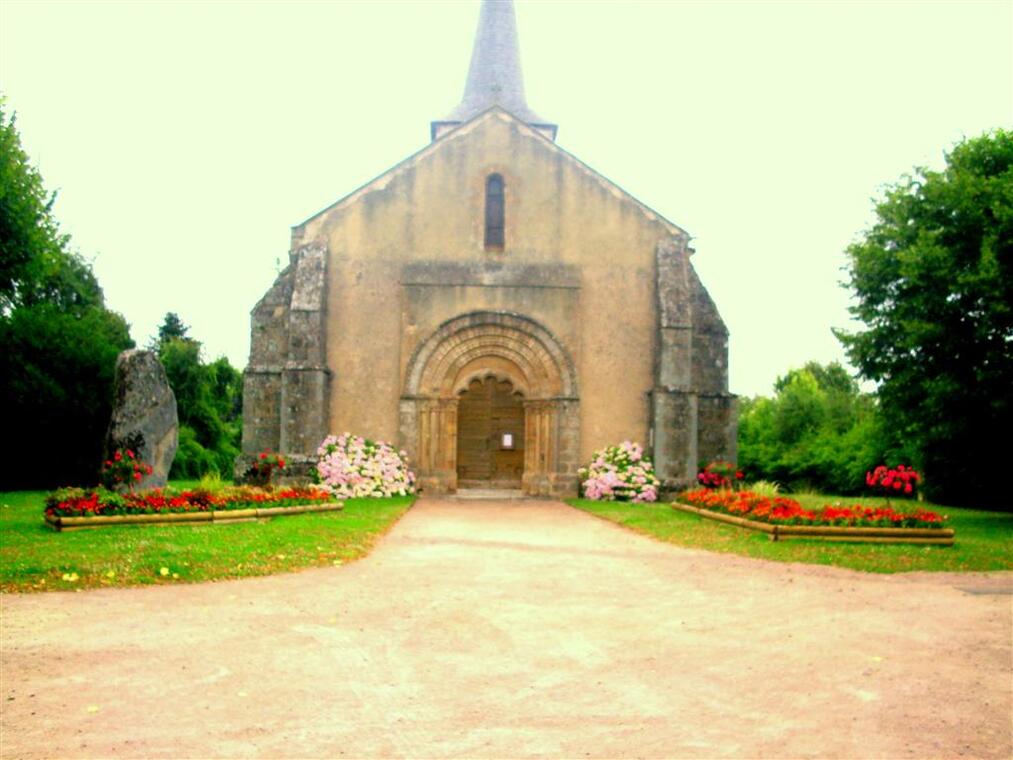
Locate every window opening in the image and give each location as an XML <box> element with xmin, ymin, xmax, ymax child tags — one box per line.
<box><xmin>485</xmin><ymin>174</ymin><xmax>505</xmax><ymax>249</ymax></box>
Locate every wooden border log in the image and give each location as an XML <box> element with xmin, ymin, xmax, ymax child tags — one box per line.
<box><xmin>212</xmin><ymin>509</ymin><xmax>258</xmax><ymax>521</ymax></box>
<box><xmin>671</xmin><ymin>502</ymin><xmax>775</xmax><ymax>533</ymax></box>
<box><xmin>775</xmin><ymin>524</ymin><xmax>954</xmax><ymax>538</ymax></box>
<box><xmin>256</xmin><ymin>505</ymin><xmax>308</xmax><ymax>517</ymax></box>
<box><xmin>55</xmin><ymin>512</ymin><xmax>213</xmax><ymax>528</ymax></box>
<box><xmin>771</xmin><ymin>532</ymin><xmax>954</xmax><ymax>546</ymax></box>
<box><xmin>45</xmin><ymin>502</ymin><xmax>344</xmax><ymax>531</ymax></box>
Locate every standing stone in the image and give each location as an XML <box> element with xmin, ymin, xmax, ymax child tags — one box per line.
<box><xmin>105</xmin><ymin>350</ymin><xmax>178</xmax><ymax>489</ymax></box>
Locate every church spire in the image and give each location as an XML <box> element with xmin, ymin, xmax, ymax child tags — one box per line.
<box><xmin>431</xmin><ymin>0</ymin><xmax>557</xmax><ymax>141</ymax></box>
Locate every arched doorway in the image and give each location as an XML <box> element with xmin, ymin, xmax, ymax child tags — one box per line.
<box><xmin>457</xmin><ymin>377</ymin><xmax>525</xmax><ymax>488</ymax></box>
<box><xmin>400</xmin><ymin>311</ymin><xmax>580</xmax><ymax>497</ymax></box>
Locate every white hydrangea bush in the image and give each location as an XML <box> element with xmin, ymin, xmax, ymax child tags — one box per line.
<box><xmin>314</xmin><ymin>433</ymin><xmax>417</xmax><ymax>498</ymax></box>
<box><xmin>579</xmin><ymin>440</ymin><xmax>660</xmax><ymax>503</ymax></box>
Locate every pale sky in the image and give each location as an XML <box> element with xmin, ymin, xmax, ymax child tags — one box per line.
<box><xmin>1</xmin><ymin>0</ymin><xmax>1010</xmax><ymax>397</ymax></box>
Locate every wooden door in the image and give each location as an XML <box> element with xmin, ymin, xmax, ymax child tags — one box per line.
<box><xmin>457</xmin><ymin>377</ymin><xmax>524</xmax><ymax>487</ymax></box>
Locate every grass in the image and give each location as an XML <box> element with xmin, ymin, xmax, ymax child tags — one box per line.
<box><xmin>569</xmin><ymin>493</ymin><xmax>1013</xmax><ymax>573</ymax></box>
<box><xmin>1</xmin><ymin>484</ymin><xmax>415</xmax><ymax>593</ymax></box>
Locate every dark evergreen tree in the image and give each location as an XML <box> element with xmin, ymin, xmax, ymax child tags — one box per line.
<box><xmin>155</xmin><ymin>312</ymin><xmax>190</xmax><ymax>345</ymax></box>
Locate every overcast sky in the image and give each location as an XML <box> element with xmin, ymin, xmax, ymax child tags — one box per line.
<box><xmin>2</xmin><ymin>0</ymin><xmax>1010</xmax><ymax>397</ymax></box>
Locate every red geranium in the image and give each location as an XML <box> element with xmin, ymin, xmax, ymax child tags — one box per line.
<box><xmin>247</xmin><ymin>450</ymin><xmax>286</xmax><ymax>485</ymax></box>
<box><xmin>696</xmin><ymin>461</ymin><xmax>745</xmax><ymax>490</ymax></box>
<box><xmin>101</xmin><ymin>448</ymin><xmax>153</xmax><ymax>492</ymax></box>
<box><xmin>866</xmin><ymin>465</ymin><xmax>921</xmax><ymax>499</ymax></box>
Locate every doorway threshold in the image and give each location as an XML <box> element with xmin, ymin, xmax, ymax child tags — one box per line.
<box><xmin>453</xmin><ymin>488</ymin><xmax>525</xmax><ymax>500</ymax></box>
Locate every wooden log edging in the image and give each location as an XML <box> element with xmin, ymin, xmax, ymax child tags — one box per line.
<box><xmin>671</xmin><ymin>501</ymin><xmax>954</xmax><ymax>545</ymax></box>
<box><xmin>44</xmin><ymin>502</ymin><xmax>345</xmax><ymax>532</ymax></box>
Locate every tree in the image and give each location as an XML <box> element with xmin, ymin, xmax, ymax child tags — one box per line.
<box><xmin>836</xmin><ymin>129</ymin><xmax>1012</xmax><ymax>508</ymax></box>
<box><xmin>737</xmin><ymin>361</ymin><xmax>896</xmax><ymax>495</ymax></box>
<box><xmin>0</xmin><ymin>102</ymin><xmax>134</xmax><ymax>488</ymax></box>
<box><xmin>157</xmin><ymin>334</ymin><xmax>242</xmax><ymax>479</ymax></box>
<box><xmin>154</xmin><ymin>312</ymin><xmax>190</xmax><ymax>345</ymax></box>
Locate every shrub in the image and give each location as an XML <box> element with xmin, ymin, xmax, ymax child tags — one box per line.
<box><xmin>245</xmin><ymin>450</ymin><xmax>285</xmax><ymax>486</ymax></box>
<box><xmin>697</xmin><ymin>460</ymin><xmax>744</xmax><ymax>489</ymax></box>
<box><xmin>578</xmin><ymin>441</ymin><xmax>659</xmax><ymax>503</ymax></box>
<box><xmin>747</xmin><ymin>480</ymin><xmax>782</xmax><ymax>497</ymax></box>
<box><xmin>314</xmin><ymin>433</ymin><xmax>417</xmax><ymax>498</ymax></box>
<box><xmin>866</xmin><ymin>465</ymin><xmax>921</xmax><ymax>498</ymax></box>
<box><xmin>171</xmin><ymin>425</ymin><xmax>218</xmax><ymax>479</ymax></box>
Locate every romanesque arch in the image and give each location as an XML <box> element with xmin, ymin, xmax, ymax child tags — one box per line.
<box><xmin>400</xmin><ymin>311</ymin><xmax>580</xmax><ymax>497</ymax></box>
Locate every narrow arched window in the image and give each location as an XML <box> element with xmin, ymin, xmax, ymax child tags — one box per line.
<box><xmin>485</xmin><ymin>174</ymin><xmax>505</xmax><ymax>250</ymax></box>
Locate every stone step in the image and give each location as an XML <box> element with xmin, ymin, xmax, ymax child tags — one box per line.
<box><xmin>452</xmin><ymin>488</ymin><xmax>525</xmax><ymax>500</ymax></box>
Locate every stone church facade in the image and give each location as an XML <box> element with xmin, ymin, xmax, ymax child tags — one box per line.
<box><xmin>238</xmin><ymin>0</ymin><xmax>736</xmax><ymax>497</ymax></box>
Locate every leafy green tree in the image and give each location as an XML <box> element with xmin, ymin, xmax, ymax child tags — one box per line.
<box><xmin>738</xmin><ymin>361</ymin><xmax>897</xmax><ymax>494</ymax></box>
<box><xmin>156</xmin><ymin>326</ymin><xmax>242</xmax><ymax>479</ymax></box>
<box><xmin>0</xmin><ymin>103</ymin><xmax>134</xmax><ymax>488</ymax></box>
<box><xmin>836</xmin><ymin>130</ymin><xmax>1012</xmax><ymax>508</ymax></box>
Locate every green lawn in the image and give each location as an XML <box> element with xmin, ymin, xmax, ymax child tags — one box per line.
<box><xmin>570</xmin><ymin>494</ymin><xmax>1013</xmax><ymax>573</ymax></box>
<box><xmin>1</xmin><ymin>486</ymin><xmax>415</xmax><ymax>593</ymax></box>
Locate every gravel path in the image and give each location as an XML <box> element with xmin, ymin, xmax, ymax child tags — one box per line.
<box><xmin>2</xmin><ymin>497</ymin><xmax>1010</xmax><ymax>759</ymax></box>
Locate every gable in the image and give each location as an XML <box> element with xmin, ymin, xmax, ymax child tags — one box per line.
<box><xmin>291</xmin><ymin>107</ymin><xmax>688</xmax><ymax>257</ymax></box>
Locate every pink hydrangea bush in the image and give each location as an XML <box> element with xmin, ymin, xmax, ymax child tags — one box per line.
<box><xmin>578</xmin><ymin>441</ymin><xmax>660</xmax><ymax>503</ymax></box>
<box><xmin>314</xmin><ymin>433</ymin><xmax>417</xmax><ymax>498</ymax></box>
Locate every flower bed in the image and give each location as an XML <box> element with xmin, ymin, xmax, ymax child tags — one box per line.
<box><xmin>679</xmin><ymin>488</ymin><xmax>947</xmax><ymax>529</ymax></box>
<box><xmin>44</xmin><ymin>485</ymin><xmax>337</xmax><ymax>519</ymax></box>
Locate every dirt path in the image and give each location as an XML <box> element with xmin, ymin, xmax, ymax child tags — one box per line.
<box><xmin>2</xmin><ymin>498</ymin><xmax>1010</xmax><ymax>759</ymax></box>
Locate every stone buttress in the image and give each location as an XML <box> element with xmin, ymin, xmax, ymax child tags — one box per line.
<box><xmin>236</xmin><ymin>243</ymin><xmax>330</xmax><ymax>482</ymax></box>
<box><xmin>650</xmin><ymin>236</ymin><xmax>737</xmax><ymax>492</ymax></box>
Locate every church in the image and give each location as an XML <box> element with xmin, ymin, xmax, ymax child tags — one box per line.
<box><xmin>238</xmin><ymin>0</ymin><xmax>736</xmax><ymax>498</ymax></box>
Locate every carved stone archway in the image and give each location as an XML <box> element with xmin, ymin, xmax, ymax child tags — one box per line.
<box><xmin>400</xmin><ymin>312</ymin><xmax>579</xmax><ymax>497</ymax></box>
